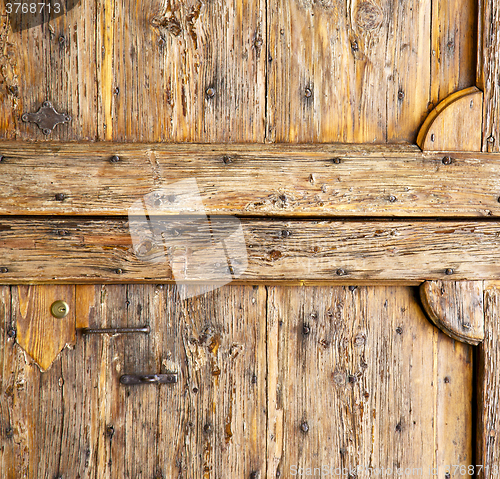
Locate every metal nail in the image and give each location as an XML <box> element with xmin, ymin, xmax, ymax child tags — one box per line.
<box><xmin>445</xmin><ymin>268</ymin><xmax>454</xmax><ymax>275</ymax></box>
<box><xmin>55</xmin><ymin>193</ymin><xmax>66</xmax><ymax>201</ymax></box>
<box><xmin>336</xmin><ymin>268</ymin><xmax>346</xmax><ymax>276</ymax></box>
<box><xmin>442</xmin><ymin>156</ymin><xmax>453</xmax><ymax>165</ymax></box>
<box><xmin>300</xmin><ymin>421</ymin><xmax>309</xmax><ymax>433</ymax></box>
<box><xmin>110</xmin><ymin>155</ymin><xmax>120</xmax><ymax>163</ymax></box>
<box><xmin>0</xmin><ymin>267</ymin><xmax>8</xmax><ymax>273</ymax></box>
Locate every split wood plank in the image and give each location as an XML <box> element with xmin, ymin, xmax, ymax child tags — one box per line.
<box><xmin>477</xmin><ymin>281</ymin><xmax>500</xmax><ymax>479</ymax></box>
<box><xmin>416</xmin><ymin>87</ymin><xmax>483</xmax><ymax>151</ymax></box>
<box><xmin>11</xmin><ymin>285</ymin><xmax>76</xmax><ymax>371</ymax></box>
<box><xmin>3</xmin><ymin>218</ymin><xmax>500</xmax><ymax>283</ymax></box>
<box><xmin>477</xmin><ymin>0</ymin><xmax>500</xmax><ymax>152</ymax></box>
<box><xmin>3</xmin><ymin>284</ymin><xmax>267</xmax><ymax>478</ymax></box>
<box><xmin>2</xmin><ymin>143</ymin><xmax>500</xmax><ymax>217</ymax></box>
<box><xmin>419</xmin><ymin>280</ymin><xmax>484</xmax><ymax>345</ymax></box>
<box><xmin>267</xmin><ymin>285</ymin><xmax>473</xmax><ymax>477</ymax></box>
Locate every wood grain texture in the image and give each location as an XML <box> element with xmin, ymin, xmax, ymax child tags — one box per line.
<box><xmin>266</xmin><ymin>0</ymin><xmax>476</xmax><ymax>143</ymax></box>
<box><xmin>267</xmin><ymin>286</ymin><xmax>473</xmax><ymax>477</ymax></box>
<box><xmin>416</xmin><ymin>87</ymin><xmax>483</xmax><ymax>151</ymax></box>
<box><xmin>430</xmin><ymin>0</ymin><xmax>477</xmax><ymax>105</ymax></box>
<box><xmin>3</xmin><ymin>143</ymin><xmax>500</xmax><ymax>217</ymax></box>
<box><xmin>477</xmin><ymin>281</ymin><xmax>500</xmax><ymax>478</ymax></box>
<box><xmin>2</xmin><ymin>284</ymin><xmax>267</xmax><ymax>478</ymax></box>
<box><xmin>477</xmin><ymin>0</ymin><xmax>500</xmax><ymax>152</ymax></box>
<box><xmin>419</xmin><ymin>281</ymin><xmax>484</xmax><ymax>345</ymax></box>
<box><xmin>1</xmin><ymin>0</ymin><xmax>265</xmax><ymax>142</ymax></box>
<box><xmin>4</xmin><ymin>217</ymin><xmax>500</xmax><ymax>283</ymax></box>
<box><xmin>12</xmin><ymin>285</ymin><xmax>76</xmax><ymax>371</ymax></box>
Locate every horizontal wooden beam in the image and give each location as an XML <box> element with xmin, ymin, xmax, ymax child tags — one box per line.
<box><xmin>2</xmin><ymin>217</ymin><xmax>500</xmax><ymax>283</ymax></box>
<box><xmin>2</xmin><ymin>142</ymin><xmax>500</xmax><ymax>217</ymax></box>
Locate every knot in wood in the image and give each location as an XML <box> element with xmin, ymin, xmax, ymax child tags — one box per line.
<box><xmin>355</xmin><ymin>1</ymin><xmax>384</xmax><ymax>32</ymax></box>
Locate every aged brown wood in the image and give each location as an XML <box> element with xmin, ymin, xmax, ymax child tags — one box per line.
<box><xmin>267</xmin><ymin>285</ymin><xmax>473</xmax><ymax>476</ymax></box>
<box><xmin>2</xmin><ymin>218</ymin><xmax>500</xmax><ymax>284</ymax></box>
<box><xmin>477</xmin><ymin>281</ymin><xmax>500</xmax><ymax>479</ymax></box>
<box><xmin>2</xmin><ymin>285</ymin><xmax>267</xmax><ymax>478</ymax></box>
<box><xmin>419</xmin><ymin>280</ymin><xmax>484</xmax><ymax>345</ymax></box>
<box><xmin>416</xmin><ymin>87</ymin><xmax>483</xmax><ymax>151</ymax></box>
<box><xmin>3</xmin><ymin>143</ymin><xmax>500</xmax><ymax>217</ymax></box>
<box><xmin>267</xmin><ymin>0</ymin><xmax>476</xmax><ymax>143</ymax></box>
<box><xmin>477</xmin><ymin>0</ymin><xmax>500</xmax><ymax>152</ymax></box>
<box><xmin>12</xmin><ymin>285</ymin><xmax>76</xmax><ymax>371</ymax></box>
<box><xmin>4</xmin><ymin>0</ymin><xmax>266</xmax><ymax>142</ymax></box>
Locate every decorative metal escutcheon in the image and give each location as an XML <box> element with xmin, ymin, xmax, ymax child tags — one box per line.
<box><xmin>51</xmin><ymin>300</ymin><xmax>69</xmax><ymax>319</ymax></box>
<box><xmin>120</xmin><ymin>374</ymin><xmax>178</xmax><ymax>385</ymax></box>
<box><xmin>22</xmin><ymin>101</ymin><xmax>71</xmax><ymax>134</ymax></box>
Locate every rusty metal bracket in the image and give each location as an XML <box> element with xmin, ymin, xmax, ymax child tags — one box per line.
<box><xmin>120</xmin><ymin>374</ymin><xmax>178</xmax><ymax>385</ymax></box>
<box><xmin>21</xmin><ymin>101</ymin><xmax>71</xmax><ymax>134</ymax></box>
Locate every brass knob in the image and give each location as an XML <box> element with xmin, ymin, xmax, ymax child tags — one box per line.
<box><xmin>51</xmin><ymin>300</ymin><xmax>69</xmax><ymax>319</ymax></box>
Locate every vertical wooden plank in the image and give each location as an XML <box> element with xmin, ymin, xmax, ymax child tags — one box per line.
<box><xmin>477</xmin><ymin>281</ymin><xmax>500</xmax><ymax>478</ymax></box>
<box><xmin>1</xmin><ymin>1</ymin><xmax>98</xmax><ymax>141</ymax></box>
<box><xmin>430</xmin><ymin>0</ymin><xmax>477</xmax><ymax>106</ymax></box>
<box><xmin>268</xmin><ymin>0</ymin><xmax>432</xmax><ymax>143</ymax></box>
<box><xmin>477</xmin><ymin>0</ymin><xmax>500</xmax><ymax>151</ymax></box>
<box><xmin>267</xmin><ymin>285</ymin><xmax>473</xmax><ymax>477</ymax></box>
<box><xmin>106</xmin><ymin>0</ymin><xmax>266</xmax><ymax>142</ymax></box>
<box><xmin>153</xmin><ymin>284</ymin><xmax>267</xmax><ymax>477</ymax></box>
<box><xmin>0</xmin><ymin>286</ymin><xmax>15</xmax><ymax>478</ymax></box>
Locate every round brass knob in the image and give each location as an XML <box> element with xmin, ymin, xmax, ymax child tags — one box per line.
<box><xmin>51</xmin><ymin>300</ymin><xmax>69</xmax><ymax>319</ymax></box>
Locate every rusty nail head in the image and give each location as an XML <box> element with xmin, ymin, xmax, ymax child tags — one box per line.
<box><xmin>336</xmin><ymin>268</ymin><xmax>346</xmax><ymax>276</ymax></box>
<box><xmin>488</xmin><ymin>136</ymin><xmax>495</xmax><ymax>143</ymax></box>
<box><xmin>7</xmin><ymin>327</ymin><xmax>16</xmax><ymax>338</ymax></box>
<box><xmin>300</xmin><ymin>421</ymin><xmax>309</xmax><ymax>433</ymax></box>
<box><xmin>55</xmin><ymin>193</ymin><xmax>66</xmax><ymax>201</ymax></box>
<box><xmin>305</xmin><ymin>88</ymin><xmax>312</xmax><ymax>98</ymax></box>
<box><xmin>58</xmin><ymin>35</ymin><xmax>65</xmax><ymax>44</ymax></box>
<box><xmin>445</xmin><ymin>473</ymin><xmax>451</xmax><ymax>479</ymax></box>
<box><xmin>250</xmin><ymin>472</ymin><xmax>260</xmax><ymax>479</ymax></box>
<box><xmin>348</xmin><ymin>285</ymin><xmax>357</xmax><ymax>291</ymax></box>
<box><xmin>332</xmin><ymin>157</ymin><xmax>341</xmax><ymax>164</ymax></box>
<box><xmin>395</xmin><ymin>422</ymin><xmax>402</xmax><ymax>432</ymax></box>
<box><xmin>114</xmin><ymin>87</ymin><xmax>120</xmax><ymax>95</ymax></box>
<box><xmin>110</xmin><ymin>155</ymin><xmax>120</xmax><ymax>163</ymax></box>
<box><xmin>395</xmin><ymin>326</ymin><xmax>403</xmax><ymax>335</ymax></box>
<box><xmin>106</xmin><ymin>425</ymin><xmax>114</xmax><ymax>438</ymax></box>
<box><xmin>445</xmin><ymin>268</ymin><xmax>454</xmax><ymax>275</ymax></box>
<box><xmin>115</xmin><ymin>268</ymin><xmax>123</xmax><ymax>274</ymax></box>
<box><xmin>0</xmin><ymin>267</ymin><xmax>8</xmax><ymax>273</ymax></box>
<box><xmin>204</xmin><ymin>423</ymin><xmax>212</xmax><ymax>434</ymax></box>
<box><xmin>351</xmin><ymin>40</ymin><xmax>359</xmax><ymax>51</ymax></box>
<box><xmin>444</xmin><ymin>376</ymin><xmax>450</xmax><ymax>383</ymax></box>
<box><xmin>348</xmin><ymin>375</ymin><xmax>356</xmax><ymax>383</ymax></box>
<box><xmin>302</xmin><ymin>324</ymin><xmax>311</xmax><ymax>335</ymax></box>
<box><xmin>222</xmin><ymin>155</ymin><xmax>232</xmax><ymax>164</ymax></box>
<box><xmin>281</xmin><ymin>230</ymin><xmax>291</xmax><ymax>237</ymax></box>
<box><xmin>206</xmin><ymin>87</ymin><xmax>215</xmax><ymax>98</ymax></box>
<box><xmin>389</xmin><ymin>195</ymin><xmax>397</xmax><ymax>202</ymax></box>
<box><xmin>5</xmin><ymin>427</ymin><xmax>13</xmax><ymax>438</ymax></box>
<box><xmin>192</xmin><ymin>386</ymin><xmax>198</xmax><ymax>393</ymax></box>
<box><xmin>397</xmin><ymin>90</ymin><xmax>404</xmax><ymax>100</ymax></box>
<box><xmin>442</xmin><ymin>156</ymin><xmax>453</xmax><ymax>165</ymax></box>
<box><xmin>254</xmin><ymin>38</ymin><xmax>263</xmax><ymax>47</ymax></box>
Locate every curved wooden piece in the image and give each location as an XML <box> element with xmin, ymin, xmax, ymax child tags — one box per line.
<box><xmin>417</xmin><ymin>87</ymin><xmax>483</xmax><ymax>151</ymax></box>
<box><xmin>419</xmin><ymin>280</ymin><xmax>484</xmax><ymax>345</ymax></box>
<box><xmin>12</xmin><ymin>285</ymin><xmax>76</xmax><ymax>371</ymax></box>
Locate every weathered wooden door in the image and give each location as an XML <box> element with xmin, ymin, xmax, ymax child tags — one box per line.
<box><xmin>1</xmin><ymin>0</ymin><xmax>499</xmax><ymax>477</ymax></box>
